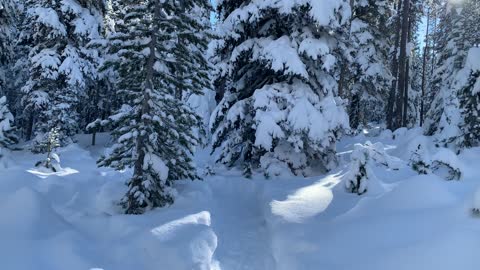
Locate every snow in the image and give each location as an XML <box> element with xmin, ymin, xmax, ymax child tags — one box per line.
<box><xmin>143</xmin><ymin>153</ymin><xmax>169</xmax><ymax>181</ymax></box>
<box><xmin>219</xmin><ymin>0</ymin><xmax>350</xmax><ymax>36</ymax></box>
<box><xmin>465</xmin><ymin>47</ymin><xmax>480</xmax><ymax>71</ymax></box>
<box><xmin>1</xmin><ymin>131</ymin><xmax>480</xmax><ymax>269</ymax></box>
<box><xmin>27</xmin><ymin>7</ymin><xmax>67</xmax><ymax>36</ymax></box>
<box><xmin>231</xmin><ymin>36</ymin><xmax>309</xmax><ymax>78</ymax></box>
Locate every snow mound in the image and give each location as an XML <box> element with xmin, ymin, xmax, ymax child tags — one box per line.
<box><xmin>0</xmin><ymin>187</ymin><xmax>69</xmax><ymax>238</ymax></box>
<box><xmin>353</xmin><ymin>175</ymin><xmax>458</xmax><ymax>214</ymax></box>
<box><xmin>270</xmin><ymin>178</ymin><xmax>334</xmax><ymax>223</ymax></box>
<box><xmin>145</xmin><ymin>211</ymin><xmax>220</xmax><ymax>270</ymax></box>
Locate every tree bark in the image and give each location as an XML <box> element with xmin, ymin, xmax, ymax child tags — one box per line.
<box><xmin>394</xmin><ymin>0</ymin><xmax>411</xmax><ymax>129</ymax></box>
<box><xmin>420</xmin><ymin>8</ymin><xmax>431</xmax><ymax>127</ymax></box>
<box><xmin>133</xmin><ymin>2</ymin><xmax>161</xmax><ymax>183</ymax></box>
<box><xmin>338</xmin><ymin>63</ymin><xmax>347</xmax><ymax>98</ymax></box>
<box><xmin>386</xmin><ymin>0</ymin><xmax>403</xmax><ymax>130</ymax></box>
<box><xmin>402</xmin><ymin>7</ymin><xmax>414</xmax><ymax>127</ymax></box>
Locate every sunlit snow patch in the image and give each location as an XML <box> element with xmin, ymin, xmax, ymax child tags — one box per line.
<box><xmin>270</xmin><ymin>175</ymin><xmax>338</xmax><ymax>223</ymax></box>
<box><xmin>26</xmin><ymin>167</ymin><xmax>79</xmax><ymax>179</ymax></box>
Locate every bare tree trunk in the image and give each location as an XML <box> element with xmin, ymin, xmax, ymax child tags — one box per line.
<box><xmin>386</xmin><ymin>0</ymin><xmax>403</xmax><ymax>129</ymax></box>
<box><xmin>430</xmin><ymin>4</ymin><xmax>439</xmax><ymax>76</ymax></box>
<box><xmin>91</xmin><ymin>132</ymin><xmax>96</xmax><ymax>146</ymax></box>
<box><xmin>402</xmin><ymin>8</ymin><xmax>414</xmax><ymax>127</ymax></box>
<box><xmin>420</xmin><ymin>8</ymin><xmax>431</xmax><ymax>127</ymax></box>
<box><xmin>394</xmin><ymin>0</ymin><xmax>411</xmax><ymax>129</ymax></box>
<box><xmin>338</xmin><ymin>63</ymin><xmax>347</xmax><ymax>98</ymax></box>
<box><xmin>26</xmin><ymin>112</ymin><xmax>34</xmax><ymax>141</ymax></box>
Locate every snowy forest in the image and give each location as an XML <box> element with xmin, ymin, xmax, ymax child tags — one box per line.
<box><xmin>0</xmin><ymin>0</ymin><xmax>480</xmax><ymax>269</ymax></box>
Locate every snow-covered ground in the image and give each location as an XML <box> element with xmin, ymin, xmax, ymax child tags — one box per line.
<box><xmin>1</xmin><ymin>130</ymin><xmax>480</xmax><ymax>270</ymax></box>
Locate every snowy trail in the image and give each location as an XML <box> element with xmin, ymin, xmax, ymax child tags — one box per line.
<box><xmin>207</xmin><ymin>179</ymin><xmax>276</xmax><ymax>270</ymax></box>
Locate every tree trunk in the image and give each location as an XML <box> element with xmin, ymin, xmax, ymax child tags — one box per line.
<box><xmin>394</xmin><ymin>0</ymin><xmax>411</xmax><ymax>129</ymax></box>
<box><xmin>420</xmin><ymin>8</ymin><xmax>431</xmax><ymax>127</ymax></box>
<box><xmin>338</xmin><ymin>63</ymin><xmax>347</xmax><ymax>98</ymax></box>
<box><xmin>25</xmin><ymin>112</ymin><xmax>34</xmax><ymax>141</ymax></box>
<box><xmin>402</xmin><ymin>8</ymin><xmax>414</xmax><ymax>127</ymax></box>
<box><xmin>386</xmin><ymin>0</ymin><xmax>403</xmax><ymax>129</ymax></box>
<box><xmin>133</xmin><ymin>1</ymin><xmax>161</xmax><ymax>184</ymax></box>
<box><xmin>91</xmin><ymin>132</ymin><xmax>96</xmax><ymax>146</ymax></box>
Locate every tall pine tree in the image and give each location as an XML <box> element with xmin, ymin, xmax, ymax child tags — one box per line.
<box><xmin>456</xmin><ymin>68</ymin><xmax>480</xmax><ymax>148</ymax></box>
<box><xmin>425</xmin><ymin>0</ymin><xmax>480</xmax><ymax>143</ymax></box>
<box><xmin>99</xmin><ymin>0</ymin><xmax>208</xmax><ymax>214</ymax></box>
<box><xmin>0</xmin><ymin>0</ymin><xmax>16</xmax><ymax>96</ymax></box>
<box><xmin>346</xmin><ymin>0</ymin><xmax>393</xmax><ymax>129</ymax></box>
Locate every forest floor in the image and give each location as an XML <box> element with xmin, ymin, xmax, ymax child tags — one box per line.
<box><xmin>1</xmin><ymin>129</ymin><xmax>480</xmax><ymax>270</ymax></box>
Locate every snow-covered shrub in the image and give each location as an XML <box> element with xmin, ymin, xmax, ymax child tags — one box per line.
<box><xmin>34</xmin><ymin>127</ymin><xmax>61</xmax><ymax>172</ymax></box>
<box><xmin>431</xmin><ymin>161</ymin><xmax>462</xmax><ymax>181</ymax></box>
<box><xmin>345</xmin><ymin>144</ymin><xmax>370</xmax><ymax>195</ymax></box>
<box><xmin>409</xmin><ymin>144</ymin><xmax>431</xmax><ymax>175</ymax></box>
<box><xmin>430</xmin><ymin>148</ymin><xmax>463</xmax><ymax>181</ymax></box>
<box><xmin>408</xmin><ymin>145</ymin><xmax>463</xmax><ymax>181</ymax></box>
<box><xmin>363</xmin><ymin>142</ymin><xmax>389</xmax><ymax>167</ymax></box>
<box><xmin>345</xmin><ymin>142</ymin><xmax>395</xmax><ymax>195</ymax></box>
<box><xmin>202</xmin><ymin>165</ymin><xmax>216</xmax><ymax>177</ymax></box>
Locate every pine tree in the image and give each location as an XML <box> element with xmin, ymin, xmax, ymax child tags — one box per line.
<box><xmin>0</xmin><ymin>96</ymin><xmax>17</xmax><ymax>155</ymax></box>
<box><xmin>19</xmin><ymin>0</ymin><xmax>104</xmax><ymax>149</ymax></box>
<box><xmin>34</xmin><ymin>127</ymin><xmax>61</xmax><ymax>172</ymax></box>
<box><xmin>425</xmin><ymin>0</ymin><xmax>480</xmax><ymax>142</ymax></box>
<box><xmin>456</xmin><ymin>69</ymin><xmax>480</xmax><ymax>148</ymax></box>
<box><xmin>0</xmin><ymin>0</ymin><xmax>14</xmax><ymax>64</ymax></box>
<box><xmin>99</xmin><ymin>0</ymin><xmax>205</xmax><ymax>214</ymax></box>
<box><xmin>211</xmin><ymin>0</ymin><xmax>351</xmax><ymax>177</ymax></box>
<box><xmin>0</xmin><ymin>0</ymin><xmax>16</xmax><ymax>97</ymax></box>
<box><xmin>346</xmin><ymin>0</ymin><xmax>393</xmax><ymax>129</ymax></box>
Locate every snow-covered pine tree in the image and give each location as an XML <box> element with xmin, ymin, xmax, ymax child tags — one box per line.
<box><xmin>0</xmin><ymin>0</ymin><xmax>14</xmax><ymax>63</ymax></box>
<box><xmin>172</xmin><ymin>0</ymin><xmax>211</xmax><ymax>100</ymax></box>
<box><xmin>0</xmin><ymin>0</ymin><xmax>16</xmax><ymax>97</ymax></box>
<box><xmin>347</xmin><ymin>0</ymin><xmax>393</xmax><ymax>129</ymax></box>
<box><xmin>211</xmin><ymin>0</ymin><xmax>351</xmax><ymax>177</ymax></box>
<box><xmin>19</xmin><ymin>0</ymin><xmax>103</xmax><ymax>149</ymax></box>
<box><xmin>345</xmin><ymin>144</ymin><xmax>370</xmax><ymax>195</ymax></box>
<box><xmin>425</xmin><ymin>0</ymin><xmax>479</xmax><ymax>140</ymax></box>
<box><xmin>99</xmin><ymin>0</ymin><xmax>204</xmax><ymax>214</ymax></box>
<box><xmin>455</xmin><ymin>51</ymin><xmax>480</xmax><ymax>148</ymax></box>
<box><xmin>405</xmin><ymin>4</ymin><xmax>427</xmax><ymax>128</ymax></box>
<box><xmin>34</xmin><ymin>126</ymin><xmax>61</xmax><ymax>172</ymax></box>
<box><xmin>0</xmin><ymin>96</ymin><xmax>17</xmax><ymax>155</ymax></box>
<box><xmin>3</xmin><ymin>2</ymin><xmax>29</xmax><ymax>127</ymax></box>
<box><xmin>171</xmin><ymin>0</ymin><xmax>212</xmax><ymax>145</ymax></box>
